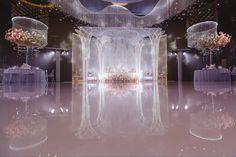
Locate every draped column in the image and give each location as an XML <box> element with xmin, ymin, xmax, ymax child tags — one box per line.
<box><xmin>76</xmin><ymin>29</ymin><xmax>92</xmax><ymax>82</ymax></box>
<box><xmin>150</xmin><ymin>31</ymin><xmax>163</xmax><ymax>81</ymax></box>
<box><xmin>94</xmin><ymin>39</ymin><xmax>104</xmax><ymax>81</ymax></box>
<box><xmin>136</xmin><ymin>40</ymin><xmax>144</xmax><ymax>81</ymax></box>
<box><xmin>72</xmin><ymin>33</ymin><xmax>81</xmax><ymax>84</ymax></box>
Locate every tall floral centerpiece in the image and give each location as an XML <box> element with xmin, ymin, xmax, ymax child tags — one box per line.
<box><xmin>187</xmin><ymin>21</ymin><xmax>231</xmax><ymax>65</ymax></box>
<box><xmin>5</xmin><ymin>28</ymin><xmax>47</xmax><ymax>48</ymax></box>
<box><xmin>5</xmin><ymin>17</ymin><xmax>48</xmax><ymax>65</ymax></box>
<box><xmin>198</xmin><ymin>32</ymin><xmax>231</xmax><ymax>50</ymax></box>
<box><xmin>198</xmin><ymin>32</ymin><xmax>231</xmax><ymax>65</ymax></box>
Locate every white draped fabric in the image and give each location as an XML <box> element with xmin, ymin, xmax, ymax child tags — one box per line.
<box><xmin>50</xmin><ymin>0</ymin><xmax>196</xmax><ymax>27</ymax></box>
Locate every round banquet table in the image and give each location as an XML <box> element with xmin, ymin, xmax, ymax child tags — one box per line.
<box><xmin>2</xmin><ymin>68</ymin><xmax>46</xmax><ymax>84</ymax></box>
<box><xmin>194</xmin><ymin>69</ymin><xmax>231</xmax><ymax>82</ymax></box>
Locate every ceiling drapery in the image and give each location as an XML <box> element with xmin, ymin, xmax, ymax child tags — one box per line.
<box><xmin>50</xmin><ymin>0</ymin><xmax>196</xmax><ymax>27</ymax></box>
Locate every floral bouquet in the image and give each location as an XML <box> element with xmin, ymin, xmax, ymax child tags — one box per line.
<box><xmin>5</xmin><ymin>28</ymin><xmax>29</xmax><ymax>44</ymax></box>
<box><xmin>5</xmin><ymin>28</ymin><xmax>47</xmax><ymax>48</ymax></box>
<box><xmin>104</xmin><ymin>72</ymin><xmax>139</xmax><ymax>83</ymax></box>
<box><xmin>198</xmin><ymin>32</ymin><xmax>231</xmax><ymax>50</ymax></box>
<box><xmin>20</xmin><ymin>63</ymin><xmax>31</xmax><ymax>70</ymax></box>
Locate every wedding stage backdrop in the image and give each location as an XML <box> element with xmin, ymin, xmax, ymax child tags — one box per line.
<box><xmin>72</xmin><ymin>27</ymin><xmax>167</xmax><ymax>83</ymax></box>
<box><xmin>49</xmin><ymin>0</ymin><xmax>196</xmax><ymax>83</ymax></box>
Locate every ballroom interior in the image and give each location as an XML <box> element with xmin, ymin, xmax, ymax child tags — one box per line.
<box><xmin>0</xmin><ymin>0</ymin><xmax>236</xmax><ymax>157</ymax></box>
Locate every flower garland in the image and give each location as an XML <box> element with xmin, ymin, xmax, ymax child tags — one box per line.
<box><xmin>5</xmin><ymin>28</ymin><xmax>47</xmax><ymax>48</ymax></box>
<box><xmin>104</xmin><ymin>73</ymin><xmax>139</xmax><ymax>83</ymax></box>
<box><xmin>198</xmin><ymin>32</ymin><xmax>231</xmax><ymax>50</ymax></box>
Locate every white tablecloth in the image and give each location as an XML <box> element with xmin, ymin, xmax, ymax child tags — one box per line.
<box><xmin>2</xmin><ymin>68</ymin><xmax>47</xmax><ymax>84</ymax></box>
<box><xmin>194</xmin><ymin>69</ymin><xmax>231</xmax><ymax>82</ymax></box>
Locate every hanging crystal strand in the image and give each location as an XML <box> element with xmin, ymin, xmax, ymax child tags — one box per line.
<box><xmin>51</xmin><ymin>0</ymin><xmax>196</xmax><ymax>27</ymax></box>
<box><xmin>95</xmin><ymin>39</ymin><xmax>103</xmax><ymax>81</ymax></box>
<box><xmin>210</xmin><ymin>49</ymin><xmax>213</xmax><ymax>65</ymax></box>
<box><xmin>135</xmin><ymin>39</ymin><xmax>144</xmax><ymax>81</ymax></box>
<box><xmin>26</xmin><ymin>46</ymin><xmax>29</xmax><ymax>64</ymax></box>
<box><xmin>17</xmin><ymin>45</ymin><xmax>20</xmax><ymax>60</ymax></box>
<box><xmin>72</xmin><ymin>33</ymin><xmax>83</xmax><ymax>84</ymax></box>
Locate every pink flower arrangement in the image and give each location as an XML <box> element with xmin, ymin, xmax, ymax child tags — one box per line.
<box><xmin>199</xmin><ymin>32</ymin><xmax>231</xmax><ymax>50</ymax></box>
<box><xmin>5</xmin><ymin>28</ymin><xmax>47</xmax><ymax>48</ymax></box>
<box><xmin>214</xmin><ymin>32</ymin><xmax>231</xmax><ymax>48</ymax></box>
<box><xmin>5</xmin><ymin>28</ymin><xmax>29</xmax><ymax>44</ymax></box>
<box><xmin>104</xmin><ymin>73</ymin><xmax>139</xmax><ymax>83</ymax></box>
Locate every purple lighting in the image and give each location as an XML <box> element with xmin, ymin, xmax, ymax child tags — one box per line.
<box><xmin>103</xmin><ymin>0</ymin><xmax>144</xmax><ymax>3</ymax></box>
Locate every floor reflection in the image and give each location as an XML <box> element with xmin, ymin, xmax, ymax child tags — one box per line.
<box><xmin>191</xmin><ymin>82</ymin><xmax>234</xmax><ymax>141</ymax></box>
<box><xmin>72</xmin><ymin>83</ymin><xmax>168</xmax><ymax>139</ymax></box>
<box><xmin>0</xmin><ymin>82</ymin><xmax>236</xmax><ymax>156</ymax></box>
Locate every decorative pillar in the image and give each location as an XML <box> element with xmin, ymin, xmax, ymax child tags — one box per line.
<box><xmin>75</xmin><ymin>29</ymin><xmax>92</xmax><ymax>82</ymax></box>
<box><xmin>56</xmin><ymin>50</ymin><xmax>60</xmax><ymax>82</ymax></box>
<box><xmin>150</xmin><ymin>31</ymin><xmax>163</xmax><ymax>81</ymax></box>
<box><xmin>159</xmin><ymin>35</ymin><xmax>168</xmax><ymax>83</ymax></box>
<box><xmin>136</xmin><ymin>40</ymin><xmax>144</xmax><ymax>80</ymax></box>
<box><xmin>55</xmin><ymin>83</ymin><xmax>60</xmax><ymax>108</ymax></box>
<box><xmin>95</xmin><ymin>39</ymin><xmax>103</xmax><ymax>81</ymax></box>
<box><xmin>72</xmin><ymin>33</ymin><xmax>82</xmax><ymax>85</ymax></box>
<box><xmin>177</xmin><ymin>51</ymin><xmax>183</xmax><ymax>82</ymax></box>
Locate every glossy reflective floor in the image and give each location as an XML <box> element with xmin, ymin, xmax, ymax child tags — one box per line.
<box><xmin>0</xmin><ymin>82</ymin><xmax>236</xmax><ymax>157</ymax></box>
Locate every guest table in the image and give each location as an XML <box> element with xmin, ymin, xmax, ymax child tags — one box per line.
<box><xmin>194</xmin><ymin>69</ymin><xmax>231</xmax><ymax>82</ymax></box>
<box><xmin>2</xmin><ymin>67</ymin><xmax>47</xmax><ymax>84</ymax></box>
